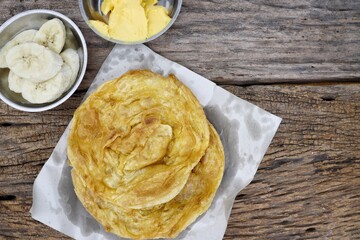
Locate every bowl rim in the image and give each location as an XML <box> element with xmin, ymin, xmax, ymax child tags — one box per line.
<box><xmin>0</xmin><ymin>9</ymin><xmax>88</xmax><ymax>112</ymax></box>
<box><xmin>78</xmin><ymin>0</ymin><xmax>182</xmax><ymax>45</ymax></box>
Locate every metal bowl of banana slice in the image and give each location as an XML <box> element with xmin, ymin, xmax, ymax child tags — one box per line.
<box><xmin>0</xmin><ymin>9</ymin><xmax>88</xmax><ymax>112</ymax></box>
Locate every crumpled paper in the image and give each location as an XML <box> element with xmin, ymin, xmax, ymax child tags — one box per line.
<box><xmin>30</xmin><ymin>44</ymin><xmax>281</xmax><ymax>240</ymax></box>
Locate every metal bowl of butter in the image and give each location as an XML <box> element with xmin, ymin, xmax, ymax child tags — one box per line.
<box><xmin>79</xmin><ymin>0</ymin><xmax>182</xmax><ymax>44</ymax></box>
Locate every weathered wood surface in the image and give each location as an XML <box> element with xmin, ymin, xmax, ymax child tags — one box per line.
<box><xmin>1</xmin><ymin>83</ymin><xmax>360</xmax><ymax>239</ymax></box>
<box><xmin>0</xmin><ymin>0</ymin><xmax>360</xmax><ymax>85</ymax></box>
<box><xmin>223</xmin><ymin>83</ymin><xmax>360</xmax><ymax>239</ymax></box>
<box><xmin>1</xmin><ymin>0</ymin><xmax>360</xmax><ymax>239</ymax></box>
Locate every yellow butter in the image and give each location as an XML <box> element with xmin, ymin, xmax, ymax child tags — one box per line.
<box><xmin>89</xmin><ymin>20</ymin><xmax>109</xmax><ymax>36</ymax></box>
<box><xmin>101</xmin><ymin>0</ymin><xmax>117</xmax><ymax>15</ymax></box>
<box><xmin>108</xmin><ymin>1</ymin><xmax>148</xmax><ymax>42</ymax></box>
<box><xmin>146</xmin><ymin>6</ymin><xmax>171</xmax><ymax>37</ymax></box>
<box><xmin>141</xmin><ymin>0</ymin><xmax>157</xmax><ymax>8</ymax></box>
<box><xmin>90</xmin><ymin>0</ymin><xmax>172</xmax><ymax>42</ymax></box>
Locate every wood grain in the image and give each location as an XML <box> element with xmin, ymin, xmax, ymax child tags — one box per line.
<box><xmin>0</xmin><ymin>0</ymin><xmax>359</xmax><ymax>85</ymax></box>
<box><xmin>167</xmin><ymin>0</ymin><xmax>360</xmax><ymax>85</ymax></box>
<box><xmin>1</xmin><ymin>83</ymin><xmax>360</xmax><ymax>239</ymax></box>
<box><xmin>0</xmin><ymin>0</ymin><xmax>360</xmax><ymax>239</ymax></box>
<box><xmin>223</xmin><ymin>83</ymin><xmax>360</xmax><ymax>239</ymax></box>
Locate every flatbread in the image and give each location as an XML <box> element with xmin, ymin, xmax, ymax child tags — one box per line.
<box><xmin>71</xmin><ymin>123</ymin><xmax>224</xmax><ymax>239</ymax></box>
<box><xmin>68</xmin><ymin>70</ymin><xmax>210</xmax><ymax>209</ymax></box>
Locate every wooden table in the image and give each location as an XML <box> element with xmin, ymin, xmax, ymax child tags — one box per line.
<box><xmin>1</xmin><ymin>0</ymin><xmax>359</xmax><ymax>239</ymax></box>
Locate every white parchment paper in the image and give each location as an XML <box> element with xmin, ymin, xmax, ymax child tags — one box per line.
<box><xmin>30</xmin><ymin>44</ymin><xmax>282</xmax><ymax>240</ymax></box>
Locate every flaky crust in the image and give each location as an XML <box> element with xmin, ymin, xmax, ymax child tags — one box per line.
<box><xmin>68</xmin><ymin>70</ymin><xmax>224</xmax><ymax>239</ymax></box>
<box><xmin>71</xmin><ymin>123</ymin><xmax>224</xmax><ymax>239</ymax></box>
<box><xmin>68</xmin><ymin>70</ymin><xmax>210</xmax><ymax>209</ymax></box>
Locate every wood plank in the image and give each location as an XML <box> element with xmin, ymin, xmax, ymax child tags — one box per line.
<box><xmin>1</xmin><ymin>83</ymin><xmax>359</xmax><ymax>239</ymax></box>
<box><xmin>0</xmin><ymin>0</ymin><xmax>359</xmax><ymax>85</ymax></box>
<box><xmin>163</xmin><ymin>0</ymin><xmax>360</xmax><ymax>85</ymax></box>
<box><xmin>223</xmin><ymin>83</ymin><xmax>360</xmax><ymax>239</ymax></box>
<box><xmin>0</xmin><ymin>0</ymin><xmax>359</xmax><ymax>239</ymax></box>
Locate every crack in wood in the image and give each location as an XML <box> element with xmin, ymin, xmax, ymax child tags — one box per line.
<box><xmin>321</xmin><ymin>96</ymin><xmax>336</xmax><ymax>101</ymax></box>
<box><xmin>306</xmin><ymin>227</ymin><xmax>317</xmax><ymax>233</ymax></box>
<box><xmin>0</xmin><ymin>195</ymin><xmax>16</xmax><ymax>201</ymax></box>
<box><xmin>0</xmin><ymin>122</ymin><xmax>31</xmax><ymax>127</ymax></box>
<box><xmin>1</xmin><ymin>122</ymin><xmax>12</xmax><ymax>127</ymax></box>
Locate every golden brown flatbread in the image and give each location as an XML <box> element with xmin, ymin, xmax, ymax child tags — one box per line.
<box><xmin>71</xmin><ymin>123</ymin><xmax>224</xmax><ymax>239</ymax></box>
<box><xmin>68</xmin><ymin>70</ymin><xmax>210</xmax><ymax>209</ymax></box>
<box><xmin>68</xmin><ymin>70</ymin><xmax>225</xmax><ymax>239</ymax></box>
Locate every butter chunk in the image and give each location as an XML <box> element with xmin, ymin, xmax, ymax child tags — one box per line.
<box><xmin>108</xmin><ymin>2</ymin><xmax>148</xmax><ymax>42</ymax></box>
<box><xmin>90</xmin><ymin>0</ymin><xmax>171</xmax><ymax>42</ymax></box>
<box><xmin>89</xmin><ymin>20</ymin><xmax>109</xmax><ymax>36</ymax></box>
<box><xmin>146</xmin><ymin>6</ymin><xmax>171</xmax><ymax>37</ymax></box>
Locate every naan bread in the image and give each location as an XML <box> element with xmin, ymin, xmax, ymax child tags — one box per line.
<box><xmin>68</xmin><ymin>70</ymin><xmax>210</xmax><ymax>209</ymax></box>
<box><xmin>71</xmin><ymin>123</ymin><xmax>224</xmax><ymax>239</ymax></box>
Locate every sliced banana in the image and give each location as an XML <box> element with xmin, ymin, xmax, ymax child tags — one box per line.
<box><xmin>22</xmin><ymin>63</ymin><xmax>72</xmax><ymax>104</ymax></box>
<box><xmin>64</xmin><ymin>28</ymin><xmax>78</xmax><ymax>50</ymax></box>
<box><xmin>61</xmin><ymin>63</ymin><xmax>73</xmax><ymax>91</ymax></box>
<box><xmin>6</xmin><ymin>42</ymin><xmax>63</xmax><ymax>82</ymax></box>
<box><xmin>0</xmin><ymin>29</ymin><xmax>37</xmax><ymax>68</ymax></box>
<box><xmin>60</xmin><ymin>48</ymin><xmax>80</xmax><ymax>91</ymax></box>
<box><xmin>8</xmin><ymin>71</ymin><xmax>25</xmax><ymax>93</ymax></box>
<box><xmin>34</xmin><ymin>18</ymin><xmax>66</xmax><ymax>53</ymax></box>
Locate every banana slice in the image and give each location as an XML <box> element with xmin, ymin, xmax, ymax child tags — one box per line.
<box><xmin>60</xmin><ymin>48</ymin><xmax>80</xmax><ymax>91</ymax></box>
<box><xmin>8</xmin><ymin>71</ymin><xmax>25</xmax><ymax>93</ymax></box>
<box><xmin>0</xmin><ymin>29</ymin><xmax>37</xmax><ymax>68</ymax></box>
<box><xmin>21</xmin><ymin>63</ymin><xmax>72</xmax><ymax>104</ymax></box>
<box><xmin>34</xmin><ymin>18</ymin><xmax>66</xmax><ymax>53</ymax></box>
<box><xmin>64</xmin><ymin>28</ymin><xmax>78</xmax><ymax>50</ymax></box>
<box><xmin>6</xmin><ymin>42</ymin><xmax>63</xmax><ymax>82</ymax></box>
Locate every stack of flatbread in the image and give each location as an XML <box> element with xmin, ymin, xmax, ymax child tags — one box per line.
<box><xmin>68</xmin><ymin>70</ymin><xmax>225</xmax><ymax>239</ymax></box>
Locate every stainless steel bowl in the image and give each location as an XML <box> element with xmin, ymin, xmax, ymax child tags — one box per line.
<box><xmin>0</xmin><ymin>9</ymin><xmax>88</xmax><ymax>112</ymax></box>
<box><xmin>79</xmin><ymin>0</ymin><xmax>182</xmax><ymax>44</ymax></box>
